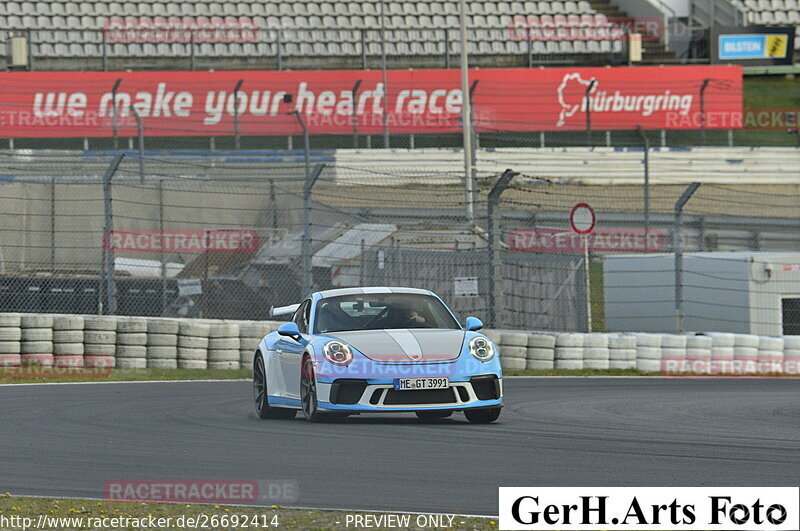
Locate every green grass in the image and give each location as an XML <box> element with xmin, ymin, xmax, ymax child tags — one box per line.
<box><xmin>0</xmin><ymin>496</ymin><xmax>496</xmax><ymax>530</ymax></box>
<box><xmin>0</xmin><ymin>368</ymin><xmax>251</xmax><ymax>385</ymax></box>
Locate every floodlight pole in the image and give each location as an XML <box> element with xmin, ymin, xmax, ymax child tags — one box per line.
<box><xmin>459</xmin><ymin>0</ymin><xmax>475</xmax><ymax>223</ymax></box>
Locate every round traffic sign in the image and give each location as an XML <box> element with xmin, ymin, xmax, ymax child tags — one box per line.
<box><xmin>570</xmin><ymin>203</ymin><xmax>596</xmax><ymax>235</ymax></box>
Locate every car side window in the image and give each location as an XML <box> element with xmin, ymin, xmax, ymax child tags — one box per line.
<box><xmin>293</xmin><ymin>299</ymin><xmax>311</xmax><ymax>334</ymax></box>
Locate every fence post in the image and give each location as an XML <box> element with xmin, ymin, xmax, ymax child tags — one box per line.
<box><xmin>100</xmin><ymin>153</ymin><xmax>124</xmax><ymax>315</ymax></box>
<box><xmin>158</xmin><ymin>179</ymin><xmax>167</xmax><ymax>315</ymax></box>
<box><xmin>352</xmin><ymin>80</ymin><xmax>362</xmax><ymax>148</ymax></box>
<box><xmin>50</xmin><ymin>177</ymin><xmax>55</xmax><ymax>273</ymax></box>
<box><xmin>700</xmin><ymin>78</ymin><xmax>711</xmax><ymax>146</ymax></box>
<box><xmin>674</xmin><ymin>182</ymin><xmax>701</xmax><ymax>333</ymax></box>
<box><xmin>302</xmin><ymin>164</ymin><xmax>325</xmax><ymax>297</ymax></box>
<box><xmin>190</xmin><ymin>31</ymin><xmax>196</xmax><ymax>71</ymax></box>
<box><xmin>487</xmin><ymin>169</ymin><xmax>519</xmax><ymax>328</ymax></box>
<box><xmin>444</xmin><ymin>29</ymin><xmax>450</xmax><ymax>69</ymax></box>
<box><xmin>276</xmin><ymin>30</ymin><xmax>283</xmax><ymax>71</ymax></box>
<box><xmin>111</xmin><ymin>78</ymin><xmax>122</xmax><ymax>150</ymax></box>
<box><xmin>233</xmin><ymin>79</ymin><xmax>243</xmax><ymax>150</ymax></box>
<box><xmin>585</xmin><ymin>79</ymin><xmax>596</xmax><ymax>148</ymax></box>
<box><xmin>360</xmin><ymin>30</ymin><xmax>367</xmax><ymax>69</ymax></box>
<box><xmin>636</xmin><ymin>125</ymin><xmax>651</xmax><ymax>250</ymax></box>
<box><xmin>129</xmin><ymin>105</ymin><xmax>144</xmax><ymax>183</ymax></box>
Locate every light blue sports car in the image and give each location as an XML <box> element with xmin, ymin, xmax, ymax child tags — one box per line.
<box><xmin>252</xmin><ymin>287</ymin><xmax>503</xmax><ymax>423</ymax></box>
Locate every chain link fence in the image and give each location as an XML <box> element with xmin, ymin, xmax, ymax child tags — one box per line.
<box><xmin>1</xmin><ymin>149</ymin><xmax>799</xmax><ymax>334</ymax></box>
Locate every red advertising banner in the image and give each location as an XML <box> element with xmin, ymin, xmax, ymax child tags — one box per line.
<box><xmin>0</xmin><ymin>66</ymin><xmax>741</xmax><ymax>138</ymax></box>
<box><xmin>508</xmin><ymin>227</ymin><xmax>666</xmax><ymax>253</ymax></box>
<box><xmin>106</xmin><ymin>229</ymin><xmax>260</xmax><ymax>254</ymax></box>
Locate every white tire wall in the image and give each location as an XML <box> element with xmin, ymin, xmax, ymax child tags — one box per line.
<box><xmin>758</xmin><ymin>336</ymin><xmax>784</xmax><ymax>375</ymax></box>
<box><xmin>783</xmin><ymin>336</ymin><xmax>800</xmax><ymax>375</ymax></box>
<box><xmin>685</xmin><ymin>335</ymin><xmax>713</xmax><ymax>374</ymax></box>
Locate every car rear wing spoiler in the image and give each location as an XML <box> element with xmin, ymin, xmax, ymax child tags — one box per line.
<box><xmin>270</xmin><ymin>303</ymin><xmax>300</xmax><ymax>318</ymax></box>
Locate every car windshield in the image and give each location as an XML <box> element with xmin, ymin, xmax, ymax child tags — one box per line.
<box><xmin>314</xmin><ymin>293</ymin><xmax>461</xmax><ymax>334</ymax></box>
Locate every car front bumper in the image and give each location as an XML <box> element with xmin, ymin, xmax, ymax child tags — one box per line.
<box><xmin>315</xmin><ymin>374</ymin><xmax>503</xmax><ymax>412</ymax></box>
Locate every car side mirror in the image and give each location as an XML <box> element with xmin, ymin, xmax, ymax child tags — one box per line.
<box><xmin>277</xmin><ymin>322</ymin><xmax>303</xmax><ymax>342</ymax></box>
<box><xmin>465</xmin><ymin>316</ymin><xmax>484</xmax><ymax>331</ymax></box>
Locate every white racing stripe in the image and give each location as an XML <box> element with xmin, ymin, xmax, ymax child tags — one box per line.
<box><xmin>384</xmin><ymin>329</ymin><xmax>423</xmax><ymax>360</ymax></box>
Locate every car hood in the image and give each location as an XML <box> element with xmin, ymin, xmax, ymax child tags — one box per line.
<box><xmin>327</xmin><ymin>329</ymin><xmax>465</xmax><ymax>362</ymax></box>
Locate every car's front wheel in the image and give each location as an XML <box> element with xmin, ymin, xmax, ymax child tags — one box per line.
<box><xmin>300</xmin><ymin>355</ymin><xmax>327</xmax><ymax>422</ymax></box>
<box><xmin>464</xmin><ymin>407</ymin><xmax>501</xmax><ymax>424</ymax></box>
<box><xmin>253</xmin><ymin>353</ymin><xmax>296</xmax><ymax>420</ymax></box>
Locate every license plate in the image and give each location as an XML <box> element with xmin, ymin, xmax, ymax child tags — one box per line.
<box><xmin>393</xmin><ymin>377</ymin><xmax>449</xmax><ymax>391</ymax></box>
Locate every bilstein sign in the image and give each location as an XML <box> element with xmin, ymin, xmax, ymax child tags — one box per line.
<box><xmin>508</xmin><ymin>228</ymin><xmax>665</xmax><ymax>253</ymax></box>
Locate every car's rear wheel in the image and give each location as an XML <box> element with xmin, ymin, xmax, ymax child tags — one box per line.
<box><xmin>464</xmin><ymin>407</ymin><xmax>501</xmax><ymax>424</ymax></box>
<box><xmin>253</xmin><ymin>353</ymin><xmax>296</xmax><ymax>420</ymax></box>
<box><xmin>415</xmin><ymin>410</ymin><xmax>453</xmax><ymax>422</ymax></box>
<box><xmin>301</xmin><ymin>355</ymin><xmax>328</xmax><ymax>422</ymax></box>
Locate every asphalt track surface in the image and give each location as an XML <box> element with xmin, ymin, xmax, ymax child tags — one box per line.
<box><xmin>1</xmin><ymin>378</ymin><xmax>799</xmax><ymax>516</ymax></box>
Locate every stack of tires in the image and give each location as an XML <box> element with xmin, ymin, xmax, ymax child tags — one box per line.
<box><xmin>686</xmin><ymin>335</ymin><xmax>712</xmax><ymax>374</ymax></box>
<box><xmin>239</xmin><ymin>323</ymin><xmax>273</xmax><ymax>371</ymax></box>
<box><xmin>20</xmin><ymin>314</ymin><xmax>54</xmax><ymax>367</ymax></box>
<box><xmin>555</xmin><ymin>333</ymin><xmax>583</xmax><ymax>370</ymax></box>
<box><xmin>52</xmin><ymin>315</ymin><xmax>84</xmax><ymax>368</ymax></box>
<box><xmin>498</xmin><ymin>332</ymin><xmax>527</xmax><ymax>371</ymax></box>
<box><xmin>208</xmin><ymin>323</ymin><xmax>240</xmax><ymax>370</ymax></box>
<box><xmin>83</xmin><ymin>316</ymin><xmax>117</xmax><ymax>368</ymax></box>
<box><xmin>115</xmin><ymin>317</ymin><xmax>148</xmax><ymax>369</ymax></box>
<box><xmin>660</xmin><ymin>334</ymin><xmax>687</xmax><ymax>373</ymax></box>
<box><xmin>708</xmin><ymin>333</ymin><xmax>735</xmax><ymax>375</ymax></box>
<box><xmin>733</xmin><ymin>334</ymin><xmax>759</xmax><ymax>375</ymax></box>
<box><xmin>146</xmin><ymin>319</ymin><xmax>179</xmax><ymax>369</ymax></box>
<box><xmin>634</xmin><ymin>333</ymin><xmax>662</xmax><ymax>373</ymax></box>
<box><xmin>526</xmin><ymin>333</ymin><xmax>555</xmax><ymax>370</ymax></box>
<box><xmin>178</xmin><ymin>321</ymin><xmax>209</xmax><ymax>369</ymax></box>
<box><xmin>783</xmin><ymin>336</ymin><xmax>800</xmax><ymax>375</ymax></box>
<box><xmin>0</xmin><ymin>313</ymin><xmax>22</xmax><ymax>368</ymax></box>
<box><xmin>608</xmin><ymin>334</ymin><xmax>636</xmax><ymax>370</ymax></box>
<box><xmin>582</xmin><ymin>334</ymin><xmax>610</xmax><ymax>370</ymax></box>
<box><xmin>757</xmin><ymin>336</ymin><xmax>784</xmax><ymax>375</ymax></box>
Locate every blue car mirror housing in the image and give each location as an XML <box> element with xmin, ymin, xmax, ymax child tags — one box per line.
<box><xmin>277</xmin><ymin>322</ymin><xmax>305</xmax><ymax>343</ymax></box>
<box><xmin>465</xmin><ymin>316</ymin><xmax>484</xmax><ymax>331</ymax></box>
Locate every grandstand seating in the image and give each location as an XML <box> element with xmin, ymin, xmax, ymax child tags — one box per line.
<box><xmin>731</xmin><ymin>0</ymin><xmax>800</xmax><ymax>48</ymax></box>
<box><xmin>0</xmin><ymin>0</ymin><xmax>628</xmax><ymax>62</ymax></box>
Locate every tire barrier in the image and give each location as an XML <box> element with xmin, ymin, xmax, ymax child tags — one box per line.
<box><xmin>116</xmin><ymin>317</ymin><xmax>147</xmax><ymax>369</ymax></box>
<box><xmin>239</xmin><ymin>322</ymin><xmax>276</xmax><ymax>371</ymax></box>
<box><xmin>0</xmin><ymin>312</ymin><xmax>22</xmax><ymax>368</ymax></box>
<box><xmin>555</xmin><ymin>333</ymin><xmax>583</xmax><ymax>370</ymax></box>
<box><xmin>208</xmin><ymin>323</ymin><xmax>241</xmax><ymax>370</ymax></box>
<box><xmin>608</xmin><ymin>334</ymin><xmax>636</xmax><ymax>370</ymax></box>
<box><xmin>52</xmin><ymin>314</ymin><xmax>84</xmax><ymax>368</ymax></box>
<box><xmin>582</xmin><ymin>333</ymin><xmax>610</xmax><ymax>370</ymax></box>
<box><xmin>526</xmin><ymin>333</ymin><xmax>555</xmax><ymax>371</ymax></box>
<box><xmin>83</xmin><ymin>316</ymin><xmax>117</xmax><ymax>368</ymax></box>
<box><xmin>758</xmin><ymin>336</ymin><xmax>784</xmax><ymax>375</ymax></box>
<box><xmin>20</xmin><ymin>314</ymin><xmax>54</xmax><ymax>367</ymax></box>
<box><xmin>178</xmin><ymin>321</ymin><xmax>210</xmax><ymax>370</ymax></box>
<box><xmin>498</xmin><ymin>331</ymin><xmax>527</xmax><ymax>371</ymax></box>
<box><xmin>147</xmin><ymin>319</ymin><xmax>179</xmax><ymax>369</ymax></box>
<box><xmin>5</xmin><ymin>312</ymin><xmax>800</xmax><ymax>375</ymax></box>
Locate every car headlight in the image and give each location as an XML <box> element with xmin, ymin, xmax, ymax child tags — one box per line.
<box><xmin>469</xmin><ymin>336</ymin><xmax>495</xmax><ymax>362</ymax></box>
<box><xmin>323</xmin><ymin>341</ymin><xmax>354</xmax><ymax>366</ymax></box>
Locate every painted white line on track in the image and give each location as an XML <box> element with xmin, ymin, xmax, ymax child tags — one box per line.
<box><xmin>8</xmin><ymin>493</ymin><xmax>496</xmax><ymax>519</ymax></box>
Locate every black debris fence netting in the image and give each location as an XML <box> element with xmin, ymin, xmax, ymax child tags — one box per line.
<box><xmin>0</xmin><ymin>150</ymin><xmax>799</xmax><ymax>333</ymax></box>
